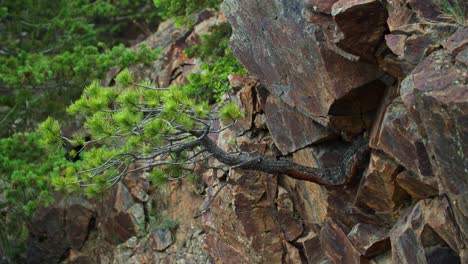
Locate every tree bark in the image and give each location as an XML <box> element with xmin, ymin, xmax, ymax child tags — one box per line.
<box><xmin>198</xmin><ymin>135</ymin><xmax>370</xmax><ymax>186</ymax></box>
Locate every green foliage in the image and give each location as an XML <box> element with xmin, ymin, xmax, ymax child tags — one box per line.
<box><xmin>220</xmin><ymin>103</ymin><xmax>244</xmax><ymax>123</ymax></box>
<box><xmin>433</xmin><ymin>0</ymin><xmax>467</xmax><ymax>26</ymax></box>
<box><xmin>153</xmin><ymin>0</ymin><xmax>222</xmax><ymax>26</ymax></box>
<box><xmin>147</xmin><ymin>211</ymin><xmax>179</xmax><ymax>233</ymax></box>
<box><xmin>39</xmin><ymin>70</ymin><xmax>245</xmax><ymax>196</ymax></box>
<box><xmin>0</xmin><ymin>204</ymin><xmax>29</xmax><ymax>263</ymax></box>
<box><xmin>0</xmin><ymin>0</ymin><xmax>161</xmax><ymax>137</ymax></box>
<box><xmin>182</xmin><ymin>23</ymin><xmax>247</xmax><ymax>102</ymax></box>
<box><xmin>0</xmin><ymin>132</ymin><xmax>76</xmax><ymax>261</ymax></box>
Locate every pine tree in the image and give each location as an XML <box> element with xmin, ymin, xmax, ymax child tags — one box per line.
<box><xmin>38</xmin><ymin>70</ymin><xmax>370</xmax><ymax>197</ymax></box>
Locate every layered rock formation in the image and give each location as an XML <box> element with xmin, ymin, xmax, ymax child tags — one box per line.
<box><xmin>27</xmin><ymin>1</ymin><xmax>466</xmax><ymax>263</ymax></box>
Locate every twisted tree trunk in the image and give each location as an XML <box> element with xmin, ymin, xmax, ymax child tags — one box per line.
<box><xmin>198</xmin><ymin>134</ymin><xmax>370</xmax><ymax>186</ymax></box>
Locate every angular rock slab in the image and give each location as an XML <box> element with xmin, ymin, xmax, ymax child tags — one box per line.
<box><xmin>332</xmin><ymin>0</ymin><xmax>388</xmax><ymax>62</ymax></box>
<box><xmin>401</xmin><ymin>50</ymin><xmax>467</xmax><ymax>197</ymax></box>
<box><xmin>264</xmin><ymin>93</ymin><xmax>335</xmax><ymax>154</ymax></box>
<box><xmin>354</xmin><ymin>151</ymin><xmax>409</xmax><ymax>223</ymax></box>
<box><xmin>347</xmin><ymin>223</ymin><xmax>390</xmax><ymax>257</ymax></box>
<box><xmin>320</xmin><ymin>220</ymin><xmax>368</xmax><ymax>263</ymax></box>
<box><xmin>101</xmin><ymin>183</ymin><xmax>145</xmax><ymax>244</ymax></box>
<box><xmin>222</xmin><ymin>0</ymin><xmax>383</xmax><ymax>127</ymax></box>
<box><xmin>390</xmin><ymin>197</ymin><xmax>463</xmax><ymax>264</ymax></box>
<box><xmin>372</xmin><ymin>98</ymin><xmax>433</xmax><ymax>177</ymax></box>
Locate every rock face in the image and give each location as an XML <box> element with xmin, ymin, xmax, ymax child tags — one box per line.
<box><xmin>218</xmin><ymin>0</ymin><xmax>467</xmax><ymax>263</ymax></box>
<box><xmin>27</xmin><ymin>197</ymin><xmax>94</xmax><ymax>263</ymax></box>
<box><xmin>222</xmin><ymin>0</ymin><xmax>385</xmax><ymax>134</ymax></box>
<box><xmin>28</xmin><ymin>1</ymin><xmax>467</xmax><ymax>263</ymax></box>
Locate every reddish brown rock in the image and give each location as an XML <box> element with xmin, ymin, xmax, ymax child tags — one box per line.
<box><xmin>407</xmin><ymin>0</ymin><xmax>446</xmax><ymax>23</ymax></box>
<box><xmin>332</xmin><ymin>0</ymin><xmax>388</xmax><ymax>62</ymax></box>
<box><xmin>390</xmin><ymin>197</ymin><xmax>463</xmax><ymax>263</ymax></box>
<box><xmin>372</xmin><ymin>98</ymin><xmax>433</xmax><ymax>177</ymax></box>
<box><xmin>386</xmin><ymin>0</ymin><xmax>418</xmax><ymax>32</ymax></box>
<box><xmin>228</xmin><ymin>74</ymin><xmax>257</xmax><ymax>92</ymax></box>
<box><xmin>124</xmin><ymin>165</ymin><xmax>150</xmax><ymax>203</ymax></box>
<box><xmin>276</xmin><ymin>187</ymin><xmax>304</xmax><ymax>241</ymax></box>
<box><xmin>27</xmin><ymin>197</ymin><xmax>95</xmax><ymax>263</ymax></box>
<box><xmin>354</xmin><ymin>152</ymin><xmax>409</xmax><ymax>222</ymax></box>
<box><xmin>402</xmin><ymin>34</ymin><xmax>439</xmax><ymax>65</ymax></box>
<box><xmin>149</xmin><ymin>229</ymin><xmax>173</xmax><ymax>251</ymax></box>
<box><xmin>320</xmin><ymin>220</ymin><xmax>368</xmax><ymax>263</ymax></box>
<box><xmin>223</xmin><ymin>0</ymin><xmax>384</xmax><ymax>127</ymax></box>
<box><xmin>400</xmin><ymin>50</ymin><xmax>467</xmax><ymax>199</ymax></box>
<box><xmin>385</xmin><ymin>34</ymin><xmax>407</xmax><ymax>57</ymax></box>
<box><xmin>203</xmin><ymin>170</ymin><xmax>284</xmax><ymax>263</ymax></box>
<box><xmin>347</xmin><ymin>223</ymin><xmax>390</xmax><ymax>257</ymax></box>
<box><xmin>284</xmin><ymin>242</ymin><xmax>302</xmax><ymax>264</ymax></box>
<box><xmin>297</xmin><ymin>232</ymin><xmax>329</xmax><ymax>263</ymax></box>
<box><xmin>328</xmin><ymin>79</ymin><xmax>387</xmax><ymax>135</ymax></box>
<box><xmin>236</xmin><ymin>82</ymin><xmax>257</xmax><ymax>132</ymax></box>
<box><xmin>100</xmin><ymin>183</ymin><xmax>146</xmax><ymax>244</ymax></box>
<box><xmin>444</xmin><ymin>27</ymin><xmax>468</xmax><ymax>56</ymax></box>
<box><xmin>396</xmin><ymin>170</ymin><xmax>438</xmax><ymax>200</ymax></box>
<box><xmin>308</xmin><ymin>0</ymin><xmax>339</xmax><ymax>14</ymax></box>
<box><xmin>66</xmin><ymin>204</ymin><xmax>95</xmax><ymax>249</ymax></box>
<box><xmin>264</xmin><ymin>94</ymin><xmax>335</xmax><ymax>154</ymax></box>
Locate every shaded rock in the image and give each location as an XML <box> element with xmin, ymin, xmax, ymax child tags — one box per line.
<box><xmin>372</xmin><ymin>250</ymin><xmax>393</xmax><ymax>264</ymax></box>
<box><xmin>332</xmin><ymin>0</ymin><xmax>388</xmax><ymax>62</ymax></box>
<box><xmin>400</xmin><ymin>51</ymin><xmax>467</xmax><ymax>241</ymax></box>
<box><xmin>407</xmin><ymin>0</ymin><xmax>446</xmax><ymax>23</ymax></box>
<box><xmin>328</xmin><ymin>79</ymin><xmax>386</xmax><ymax>135</ymax></box>
<box><xmin>284</xmin><ymin>242</ymin><xmax>302</xmax><ymax>264</ymax></box>
<box><xmin>396</xmin><ymin>170</ymin><xmax>438</xmax><ymax>200</ymax></box>
<box><xmin>264</xmin><ymin>94</ymin><xmax>335</xmax><ymax>155</ymax></box>
<box><xmin>276</xmin><ymin>186</ymin><xmax>304</xmax><ymax>241</ymax></box>
<box><xmin>102</xmin><ymin>211</ymin><xmax>138</xmax><ymax>245</ymax></box>
<box><xmin>101</xmin><ymin>183</ymin><xmax>145</xmax><ymax>244</ymax></box>
<box><xmin>223</xmin><ymin>0</ymin><xmax>384</xmax><ymax>127</ymax></box>
<box><xmin>372</xmin><ymin>98</ymin><xmax>433</xmax><ymax>177</ymax></box>
<box><xmin>149</xmin><ymin>229</ymin><xmax>173</xmax><ymax>251</ymax></box>
<box><xmin>203</xmin><ymin>170</ymin><xmax>284</xmax><ymax>263</ymax></box>
<box><xmin>444</xmin><ymin>27</ymin><xmax>468</xmax><ymax>56</ymax></box>
<box><xmin>347</xmin><ymin>223</ymin><xmax>390</xmax><ymax>257</ymax></box>
<box><xmin>320</xmin><ymin>220</ymin><xmax>367</xmax><ymax>264</ymax></box>
<box><xmin>386</xmin><ymin>0</ymin><xmax>418</xmax><ymax>32</ymax></box>
<box><xmin>385</xmin><ymin>34</ymin><xmax>407</xmax><ymax>57</ymax></box>
<box><xmin>65</xmin><ymin>203</ymin><xmax>95</xmax><ymax>249</ymax></box>
<box><xmin>297</xmin><ymin>231</ymin><xmax>328</xmax><ymax>263</ymax></box>
<box><xmin>308</xmin><ymin>0</ymin><xmax>340</xmax><ymax>14</ymax></box>
<box><xmin>124</xmin><ymin>165</ymin><xmax>150</xmax><ymax>203</ymax></box>
<box><xmin>390</xmin><ymin>197</ymin><xmax>463</xmax><ymax>264</ymax></box>
<box><xmin>27</xmin><ymin>197</ymin><xmax>94</xmax><ymax>264</ymax></box>
<box><xmin>354</xmin><ymin>152</ymin><xmax>408</xmax><ymax>222</ymax></box>
<box><xmin>402</xmin><ymin>34</ymin><xmax>439</xmax><ymax>65</ymax></box>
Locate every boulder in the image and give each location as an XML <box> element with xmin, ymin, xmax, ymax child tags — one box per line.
<box><xmin>320</xmin><ymin>220</ymin><xmax>367</xmax><ymax>263</ymax></box>
<box><xmin>276</xmin><ymin>187</ymin><xmax>304</xmax><ymax>241</ymax></box>
<box><xmin>101</xmin><ymin>183</ymin><xmax>145</xmax><ymax>244</ymax></box>
<box><xmin>347</xmin><ymin>223</ymin><xmax>390</xmax><ymax>257</ymax></box>
<box><xmin>264</xmin><ymin>93</ymin><xmax>335</xmax><ymax>154</ymax></box>
<box><xmin>400</xmin><ymin>51</ymin><xmax>467</xmax><ymax>240</ymax></box>
<box><xmin>354</xmin><ymin>152</ymin><xmax>409</xmax><ymax>223</ymax></box>
<box><xmin>297</xmin><ymin>231</ymin><xmax>328</xmax><ymax>263</ymax></box>
<box><xmin>396</xmin><ymin>170</ymin><xmax>438</xmax><ymax>200</ymax></box>
<box><xmin>332</xmin><ymin>0</ymin><xmax>388</xmax><ymax>62</ymax></box>
<box><xmin>390</xmin><ymin>197</ymin><xmax>463</xmax><ymax>263</ymax></box>
<box><xmin>371</xmin><ymin>98</ymin><xmax>433</xmax><ymax>177</ymax></box>
<box><xmin>27</xmin><ymin>196</ymin><xmax>94</xmax><ymax>263</ymax></box>
<box><xmin>222</xmin><ymin>0</ymin><xmax>384</xmax><ymax>128</ymax></box>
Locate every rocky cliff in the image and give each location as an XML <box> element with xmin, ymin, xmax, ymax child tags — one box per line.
<box><xmin>27</xmin><ymin>1</ymin><xmax>467</xmax><ymax>263</ymax></box>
